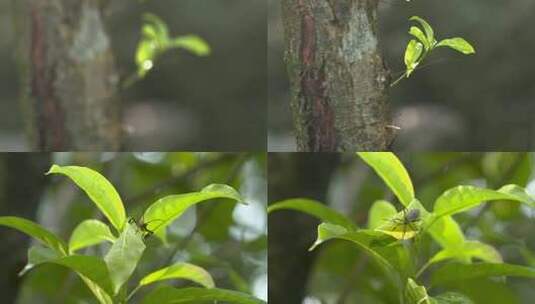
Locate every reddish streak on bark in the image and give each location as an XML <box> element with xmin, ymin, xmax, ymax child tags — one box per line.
<box><xmin>297</xmin><ymin>0</ymin><xmax>336</xmax><ymax>151</ymax></box>
<box><xmin>31</xmin><ymin>6</ymin><xmax>64</xmax><ymax>150</ymax></box>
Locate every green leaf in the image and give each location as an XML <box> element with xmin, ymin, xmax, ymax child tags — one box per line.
<box><xmin>409</xmin><ymin>26</ymin><xmax>430</xmax><ymax>50</ymax></box>
<box><xmin>432</xmin><ymin>292</ymin><xmax>474</xmax><ymax>304</ymax></box>
<box><xmin>69</xmin><ymin>219</ymin><xmax>117</xmax><ymax>254</ymax></box>
<box><xmin>19</xmin><ymin>246</ymin><xmax>61</xmax><ymax>276</ymax></box>
<box><xmin>437</xmin><ymin>37</ymin><xmax>475</xmax><ymax>54</ymax></box>
<box><xmin>104</xmin><ymin>220</ymin><xmax>146</xmax><ymax>294</ymax></box>
<box><xmin>357</xmin><ymin>152</ymin><xmax>415</xmax><ymax>206</ymax></box>
<box><xmin>406</xmin><ymin>278</ymin><xmax>432</xmax><ymax>304</ymax></box>
<box><xmin>426</xmin><ymin>215</ymin><xmax>465</xmax><ymax>249</ymax></box>
<box><xmin>433</xmin><ymin>185</ymin><xmax>535</xmax><ymax>218</ymax></box>
<box><xmin>268</xmin><ymin>198</ymin><xmax>357</xmax><ymax>230</ymax></box>
<box><xmin>141</xmin><ymin>286</ymin><xmax>266</xmax><ymax>304</ymax></box>
<box><xmin>368</xmin><ymin>200</ymin><xmax>397</xmax><ymax>230</ymax></box>
<box><xmin>47</xmin><ymin>165</ymin><xmax>126</xmax><ymax>232</ymax></box>
<box><xmin>22</xmin><ymin>254</ymin><xmax>114</xmax><ymax>297</ymax></box>
<box><xmin>139</xmin><ymin>262</ymin><xmax>215</xmax><ymax>288</ymax></box>
<box><xmin>143</xmin><ymin>184</ymin><xmax>244</xmax><ymax>243</ymax></box>
<box><xmin>143</xmin><ymin>13</ymin><xmax>170</xmax><ymax>43</ymax></box>
<box><xmin>404</xmin><ymin>40</ymin><xmax>424</xmax><ymax>77</ymax></box>
<box><xmin>0</xmin><ymin>216</ymin><xmax>68</xmax><ymax>255</ymax></box>
<box><xmin>431</xmin><ymin>263</ymin><xmax>535</xmax><ymax>287</ymax></box>
<box><xmin>171</xmin><ymin>35</ymin><xmax>211</xmax><ymax>56</ymax></box>
<box><xmin>135</xmin><ymin>40</ymin><xmax>157</xmax><ymax>77</ymax></box>
<box><xmin>309</xmin><ymin>223</ymin><xmax>398</xmax><ymax>275</ymax></box>
<box><xmin>429</xmin><ymin>241</ymin><xmax>503</xmax><ymax>266</ymax></box>
<box><xmin>410</xmin><ymin>16</ymin><xmax>435</xmax><ymax>45</ymax></box>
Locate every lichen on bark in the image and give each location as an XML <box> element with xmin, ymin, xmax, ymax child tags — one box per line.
<box><xmin>282</xmin><ymin>0</ymin><xmax>392</xmax><ymax>151</ymax></box>
<box><xmin>14</xmin><ymin>0</ymin><xmax>121</xmax><ymax>151</ymax></box>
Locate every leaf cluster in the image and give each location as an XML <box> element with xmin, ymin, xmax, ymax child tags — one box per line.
<box><xmin>269</xmin><ymin>153</ymin><xmax>535</xmax><ymax>303</ymax></box>
<box><xmin>0</xmin><ymin>165</ymin><xmax>264</xmax><ymax>304</ymax></box>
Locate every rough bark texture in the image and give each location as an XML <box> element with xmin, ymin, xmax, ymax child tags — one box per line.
<box><xmin>14</xmin><ymin>0</ymin><xmax>121</xmax><ymax>150</ymax></box>
<box><xmin>282</xmin><ymin>0</ymin><xmax>392</xmax><ymax>151</ymax></box>
<box><xmin>268</xmin><ymin>153</ymin><xmax>340</xmax><ymax>303</ymax></box>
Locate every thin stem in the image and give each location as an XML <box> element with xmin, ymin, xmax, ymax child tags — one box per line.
<box><xmin>126</xmin><ymin>285</ymin><xmax>142</xmax><ymax>302</ymax></box>
<box><xmin>390</xmin><ymin>72</ymin><xmax>407</xmax><ymax>87</ymax></box>
<box><xmin>415</xmin><ymin>260</ymin><xmax>432</xmax><ymax>278</ymax></box>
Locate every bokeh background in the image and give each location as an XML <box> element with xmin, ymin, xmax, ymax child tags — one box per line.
<box><xmin>268</xmin><ymin>0</ymin><xmax>535</xmax><ymax>151</ymax></box>
<box><xmin>269</xmin><ymin>152</ymin><xmax>535</xmax><ymax>303</ymax></box>
<box><xmin>0</xmin><ymin>0</ymin><xmax>266</xmax><ymax>151</ymax></box>
<box><xmin>0</xmin><ymin>152</ymin><xmax>267</xmax><ymax>303</ymax></box>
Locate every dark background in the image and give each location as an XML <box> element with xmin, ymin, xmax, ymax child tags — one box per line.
<box><xmin>268</xmin><ymin>152</ymin><xmax>535</xmax><ymax>303</ymax></box>
<box><xmin>268</xmin><ymin>0</ymin><xmax>535</xmax><ymax>151</ymax></box>
<box><xmin>0</xmin><ymin>0</ymin><xmax>267</xmax><ymax>151</ymax></box>
<box><xmin>0</xmin><ymin>152</ymin><xmax>267</xmax><ymax>303</ymax></box>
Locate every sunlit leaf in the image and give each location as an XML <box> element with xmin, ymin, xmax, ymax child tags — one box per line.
<box><xmin>404</xmin><ymin>40</ymin><xmax>423</xmax><ymax>77</ymax></box>
<box><xmin>433</xmin><ymin>185</ymin><xmax>535</xmax><ymax>218</ymax></box>
<box><xmin>409</xmin><ymin>26</ymin><xmax>430</xmax><ymax>50</ymax></box>
<box><xmin>69</xmin><ymin>219</ymin><xmax>117</xmax><ymax>254</ymax></box>
<box><xmin>104</xmin><ymin>220</ymin><xmax>145</xmax><ymax>294</ymax></box>
<box><xmin>429</xmin><ymin>241</ymin><xmax>503</xmax><ymax>266</ymax></box>
<box><xmin>268</xmin><ymin>198</ymin><xmax>356</xmax><ymax>230</ymax></box>
<box><xmin>0</xmin><ymin>216</ymin><xmax>68</xmax><ymax>255</ymax></box>
<box><xmin>437</xmin><ymin>38</ymin><xmax>475</xmax><ymax>54</ymax></box>
<box><xmin>19</xmin><ymin>246</ymin><xmax>61</xmax><ymax>276</ymax></box>
<box><xmin>143</xmin><ymin>184</ymin><xmax>244</xmax><ymax>243</ymax></box>
<box><xmin>139</xmin><ymin>262</ymin><xmax>215</xmax><ymax>288</ymax></box>
<box><xmin>406</xmin><ymin>278</ymin><xmax>432</xmax><ymax>304</ymax></box>
<box><xmin>47</xmin><ymin>165</ymin><xmax>126</xmax><ymax>232</ymax></box>
<box><xmin>368</xmin><ymin>200</ymin><xmax>397</xmax><ymax>230</ymax></box>
<box><xmin>141</xmin><ymin>286</ymin><xmax>266</xmax><ymax>304</ymax></box>
<box><xmin>357</xmin><ymin>152</ymin><xmax>415</xmax><ymax>206</ymax></box>
<box><xmin>171</xmin><ymin>35</ymin><xmax>211</xmax><ymax>56</ymax></box>
<box><xmin>410</xmin><ymin>16</ymin><xmax>435</xmax><ymax>45</ymax></box>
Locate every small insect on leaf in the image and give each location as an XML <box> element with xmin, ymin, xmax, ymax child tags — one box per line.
<box><xmin>375</xmin><ymin>208</ymin><xmax>422</xmax><ymax>240</ymax></box>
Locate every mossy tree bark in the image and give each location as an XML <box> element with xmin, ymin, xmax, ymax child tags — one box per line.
<box><xmin>282</xmin><ymin>0</ymin><xmax>392</xmax><ymax>151</ymax></box>
<box><xmin>13</xmin><ymin>1</ymin><xmax>121</xmax><ymax>150</ymax></box>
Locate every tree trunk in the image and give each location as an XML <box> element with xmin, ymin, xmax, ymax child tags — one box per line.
<box><xmin>0</xmin><ymin>153</ymin><xmax>50</xmax><ymax>303</ymax></box>
<box><xmin>13</xmin><ymin>1</ymin><xmax>121</xmax><ymax>151</ymax></box>
<box><xmin>268</xmin><ymin>153</ymin><xmax>340</xmax><ymax>303</ymax></box>
<box><xmin>281</xmin><ymin>0</ymin><xmax>392</xmax><ymax>151</ymax></box>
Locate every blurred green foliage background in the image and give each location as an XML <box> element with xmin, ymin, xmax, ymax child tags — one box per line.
<box><xmin>0</xmin><ymin>0</ymin><xmax>266</xmax><ymax>150</ymax></box>
<box><xmin>268</xmin><ymin>0</ymin><xmax>535</xmax><ymax>151</ymax></box>
<box><xmin>268</xmin><ymin>152</ymin><xmax>535</xmax><ymax>303</ymax></box>
<box><xmin>0</xmin><ymin>152</ymin><xmax>266</xmax><ymax>303</ymax></box>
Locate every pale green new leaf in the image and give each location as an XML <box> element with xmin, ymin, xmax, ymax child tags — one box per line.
<box><xmin>409</xmin><ymin>26</ymin><xmax>430</xmax><ymax>50</ymax></box>
<box><xmin>104</xmin><ymin>220</ymin><xmax>146</xmax><ymax>294</ymax></box>
<box><xmin>404</xmin><ymin>40</ymin><xmax>423</xmax><ymax>77</ymax></box>
<box><xmin>268</xmin><ymin>198</ymin><xmax>356</xmax><ymax>230</ymax></box>
<box><xmin>141</xmin><ymin>286</ymin><xmax>266</xmax><ymax>304</ymax></box>
<box><xmin>410</xmin><ymin>16</ymin><xmax>435</xmax><ymax>45</ymax></box>
<box><xmin>143</xmin><ymin>184</ymin><xmax>244</xmax><ymax>243</ymax></box>
<box><xmin>437</xmin><ymin>38</ymin><xmax>475</xmax><ymax>54</ymax></box>
<box><xmin>140</xmin><ymin>262</ymin><xmax>215</xmax><ymax>288</ymax></box>
<box><xmin>431</xmin><ymin>263</ymin><xmax>535</xmax><ymax>287</ymax></box>
<box><xmin>47</xmin><ymin>165</ymin><xmax>126</xmax><ymax>232</ymax></box>
<box><xmin>0</xmin><ymin>216</ymin><xmax>68</xmax><ymax>255</ymax></box>
<box><xmin>171</xmin><ymin>35</ymin><xmax>211</xmax><ymax>56</ymax></box>
<box><xmin>357</xmin><ymin>152</ymin><xmax>415</xmax><ymax>206</ymax></box>
<box><xmin>69</xmin><ymin>219</ymin><xmax>117</xmax><ymax>254</ymax></box>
